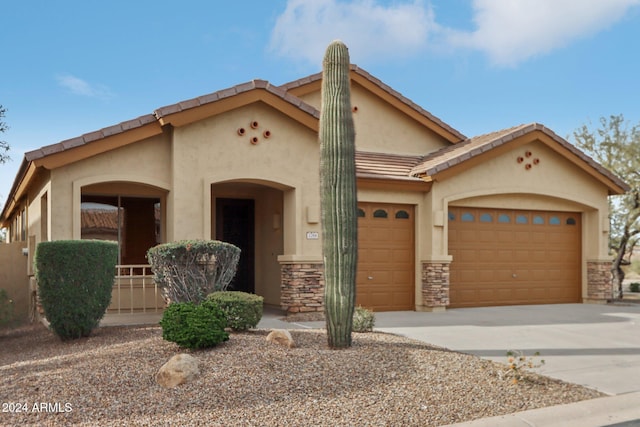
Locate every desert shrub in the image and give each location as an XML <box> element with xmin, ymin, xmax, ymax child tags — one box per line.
<box><xmin>207</xmin><ymin>291</ymin><xmax>263</xmax><ymax>331</ymax></box>
<box><xmin>630</xmin><ymin>282</ymin><xmax>640</xmax><ymax>293</ymax></box>
<box><xmin>0</xmin><ymin>289</ymin><xmax>13</xmax><ymax>328</ymax></box>
<box><xmin>352</xmin><ymin>306</ymin><xmax>375</xmax><ymax>332</ymax></box>
<box><xmin>502</xmin><ymin>350</ymin><xmax>545</xmax><ymax>384</ymax></box>
<box><xmin>34</xmin><ymin>240</ymin><xmax>118</xmax><ymax>340</ymax></box>
<box><xmin>159</xmin><ymin>300</ymin><xmax>229</xmax><ymax>349</ymax></box>
<box><xmin>147</xmin><ymin>240</ymin><xmax>240</xmax><ymax>304</ymax></box>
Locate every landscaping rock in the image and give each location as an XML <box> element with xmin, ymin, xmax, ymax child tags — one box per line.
<box><xmin>266</xmin><ymin>329</ymin><xmax>295</xmax><ymax>348</ymax></box>
<box><xmin>156</xmin><ymin>353</ymin><xmax>200</xmax><ymax>388</ymax></box>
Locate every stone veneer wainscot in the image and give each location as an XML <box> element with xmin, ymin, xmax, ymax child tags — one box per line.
<box><xmin>280</xmin><ymin>263</ymin><xmax>324</xmax><ymax>314</ymax></box>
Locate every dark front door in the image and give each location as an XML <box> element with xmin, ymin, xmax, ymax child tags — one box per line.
<box><xmin>215</xmin><ymin>198</ymin><xmax>255</xmax><ymax>293</ymax></box>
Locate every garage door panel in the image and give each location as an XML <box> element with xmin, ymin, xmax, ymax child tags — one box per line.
<box><xmin>530</xmin><ymin>250</ymin><xmax>547</xmax><ymax>262</ymax></box>
<box><xmin>392</xmin><ymin>248</ymin><xmax>412</xmax><ymax>262</ymax></box>
<box><xmin>513</xmin><ymin>250</ymin><xmax>531</xmax><ymax>262</ymax></box>
<box><xmin>514</xmin><ymin>231</ymin><xmax>530</xmax><ymax>243</ymax></box>
<box><xmin>532</xmin><ymin>232</ymin><xmax>547</xmax><ymax>243</ymax></box>
<box><xmin>497</xmin><ymin>231</ymin><xmax>513</xmax><ymax>243</ymax></box>
<box><xmin>449</xmin><ymin>207</ymin><xmax>581</xmax><ymax>308</ymax></box>
<box><xmin>370</xmin><ymin>249</ymin><xmax>392</xmax><ymax>262</ymax></box>
<box><xmin>356</xmin><ymin>203</ymin><xmax>414</xmax><ymax>311</ymax></box>
<box><xmin>369</xmin><ymin>228</ymin><xmax>393</xmax><ymax>242</ymax></box>
<box><xmin>478</xmin><ymin>249</ymin><xmax>497</xmax><ymax>262</ymax></box>
<box><xmin>477</xmin><ymin>230</ymin><xmax>496</xmax><ymax>242</ymax></box>
<box><xmin>458</xmin><ymin>230</ymin><xmax>478</xmax><ymax>242</ymax></box>
<box><xmin>393</xmin><ymin>228</ymin><xmax>413</xmax><ymax>240</ymax></box>
<box><xmin>458</xmin><ymin>249</ymin><xmax>478</xmax><ymax>262</ymax></box>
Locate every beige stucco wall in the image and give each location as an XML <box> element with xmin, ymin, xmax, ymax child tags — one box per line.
<box><xmin>47</xmin><ymin>132</ymin><xmax>172</xmax><ymax>241</ymax></box>
<box><xmin>296</xmin><ymin>82</ymin><xmax>450</xmax><ymax>155</ymax></box>
<box><xmin>170</xmin><ymin>102</ymin><xmax>320</xmax><ymax>251</ymax></box>
<box><xmin>426</xmin><ymin>140</ymin><xmax>611</xmax><ymax>300</ymax></box>
<box><xmin>0</xmin><ymin>241</ymin><xmax>29</xmax><ymax>323</ymax></box>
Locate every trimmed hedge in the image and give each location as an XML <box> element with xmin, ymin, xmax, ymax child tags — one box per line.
<box><xmin>35</xmin><ymin>240</ymin><xmax>118</xmax><ymax>340</ymax></box>
<box><xmin>207</xmin><ymin>291</ymin><xmax>264</xmax><ymax>331</ymax></box>
<box><xmin>147</xmin><ymin>240</ymin><xmax>240</xmax><ymax>304</ymax></box>
<box><xmin>159</xmin><ymin>300</ymin><xmax>229</xmax><ymax>349</ymax></box>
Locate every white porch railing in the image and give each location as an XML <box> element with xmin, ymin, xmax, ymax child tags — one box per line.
<box><xmin>108</xmin><ymin>264</ymin><xmax>165</xmax><ymax>314</ymax></box>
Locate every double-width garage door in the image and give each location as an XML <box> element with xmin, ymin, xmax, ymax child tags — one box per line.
<box><xmin>356</xmin><ymin>203</ymin><xmax>415</xmax><ymax>311</ymax></box>
<box><xmin>448</xmin><ymin>207</ymin><xmax>582</xmax><ymax>308</ymax></box>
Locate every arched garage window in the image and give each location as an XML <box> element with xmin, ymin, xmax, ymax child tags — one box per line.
<box><xmin>498</xmin><ymin>214</ymin><xmax>510</xmax><ymax>223</ymax></box>
<box><xmin>566</xmin><ymin>217</ymin><xmax>577</xmax><ymax>225</ymax></box>
<box><xmin>395</xmin><ymin>210</ymin><xmax>410</xmax><ymax>219</ymax></box>
<box><xmin>461</xmin><ymin>212</ymin><xmax>474</xmax><ymax>222</ymax></box>
<box><xmin>480</xmin><ymin>213</ymin><xmax>493</xmax><ymax>223</ymax></box>
<box><xmin>373</xmin><ymin>209</ymin><xmax>388</xmax><ymax>218</ymax></box>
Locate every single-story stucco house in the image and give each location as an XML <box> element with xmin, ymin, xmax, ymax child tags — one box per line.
<box><xmin>0</xmin><ymin>65</ymin><xmax>628</xmax><ymax>318</ymax></box>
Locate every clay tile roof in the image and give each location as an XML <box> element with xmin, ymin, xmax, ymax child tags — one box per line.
<box><xmin>279</xmin><ymin>65</ymin><xmax>467</xmax><ymax>142</ymax></box>
<box><xmin>80</xmin><ymin>209</ymin><xmax>120</xmax><ymax>235</ymax></box>
<box><xmin>25</xmin><ymin>114</ymin><xmax>158</xmax><ymax>162</ymax></box>
<box><xmin>154</xmin><ymin>79</ymin><xmax>320</xmax><ymax>120</ymax></box>
<box><xmin>410</xmin><ymin>123</ymin><xmax>630</xmax><ymax>191</ymax></box>
<box><xmin>355</xmin><ymin>151</ymin><xmax>424</xmax><ymax>181</ymax></box>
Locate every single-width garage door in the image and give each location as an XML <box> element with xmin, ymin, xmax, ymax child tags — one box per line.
<box><xmin>356</xmin><ymin>203</ymin><xmax>415</xmax><ymax>311</ymax></box>
<box><xmin>448</xmin><ymin>207</ymin><xmax>581</xmax><ymax>308</ymax></box>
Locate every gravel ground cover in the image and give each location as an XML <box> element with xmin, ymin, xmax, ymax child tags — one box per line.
<box><xmin>1</xmin><ymin>323</ymin><xmax>603</xmax><ymax>426</ymax></box>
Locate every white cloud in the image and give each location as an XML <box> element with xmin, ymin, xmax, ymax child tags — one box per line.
<box><xmin>270</xmin><ymin>0</ymin><xmax>640</xmax><ymax>68</ymax></box>
<box><xmin>269</xmin><ymin>0</ymin><xmax>437</xmax><ymax>66</ymax></box>
<box><xmin>447</xmin><ymin>0</ymin><xmax>640</xmax><ymax>67</ymax></box>
<box><xmin>56</xmin><ymin>74</ymin><xmax>114</xmax><ymax>99</ymax></box>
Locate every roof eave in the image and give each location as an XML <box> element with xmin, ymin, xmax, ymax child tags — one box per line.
<box><xmin>155</xmin><ymin>80</ymin><xmax>320</xmax><ymax>131</ymax></box>
<box><xmin>412</xmin><ymin>124</ymin><xmax>630</xmax><ymax>195</ymax></box>
<box><xmin>0</xmin><ymin>159</ymin><xmax>36</xmax><ymax>226</ymax></box>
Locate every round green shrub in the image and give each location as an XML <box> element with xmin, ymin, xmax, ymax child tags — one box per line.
<box><xmin>34</xmin><ymin>240</ymin><xmax>118</xmax><ymax>340</ymax></box>
<box><xmin>147</xmin><ymin>240</ymin><xmax>240</xmax><ymax>304</ymax></box>
<box><xmin>207</xmin><ymin>291</ymin><xmax>264</xmax><ymax>331</ymax></box>
<box><xmin>352</xmin><ymin>306</ymin><xmax>375</xmax><ymax>332</ymax></box>
<box><xmin>630</xmin><ymin>282</ymin><xmax>640</xmax><ymax>293</ymax></box>
<box><xmin>160</xmin><ymin>300</ymin><xmax>229</xmax><ymax>349</ymax></box>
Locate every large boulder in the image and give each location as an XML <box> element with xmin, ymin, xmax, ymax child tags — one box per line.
<box><xmin>266</xmin><ymin>329</ymin><xmax>295</xmax><ymax>348</ymax></box>
<box><xmin>156</xmin><ymin>354</ymin><xmax>200</xmax><ymax>388</ymax></box>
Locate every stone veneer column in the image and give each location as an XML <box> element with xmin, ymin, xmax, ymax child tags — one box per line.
<box><xmin>586</xmin><ymin>260</ymin><xmax>613</xmax><ymax>302</ymax></box>
<box><xmin>421</xmin><ymin>260</ymin><xmax>450</xmax><ymax>311</ymax></box>
<box><xmin>280</xmin><ymin>263</ymin><xmax>325</xmax><ymax>315</ymax></box>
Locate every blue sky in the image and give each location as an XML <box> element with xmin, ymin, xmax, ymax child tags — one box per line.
<box><xmin>2</xmin><ymin>0</ymin><xmax>640</xmax><ymax>203</ymax></box>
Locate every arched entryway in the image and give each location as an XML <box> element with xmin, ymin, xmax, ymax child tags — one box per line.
<box><xmin>211</xmin><ymin>181</ymin><xmax>287</xmax><ymax>307</ymax></box>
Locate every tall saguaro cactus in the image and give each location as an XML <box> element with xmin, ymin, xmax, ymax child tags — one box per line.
<box><xmin>319</xmin><ymin>40</ymin><xmax>358</xmax><ymax>349</ymax></box>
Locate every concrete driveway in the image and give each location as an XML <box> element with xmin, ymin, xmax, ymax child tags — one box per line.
<box><xmin>369</xmin><ymin>303</ymin><xmax>640</xmax><ymax>396</ymax></box>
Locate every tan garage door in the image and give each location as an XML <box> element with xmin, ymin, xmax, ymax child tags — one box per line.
<box><xmin>448</xmin><ymin>207</ymin><xmax>581</xmax><ymax>308</ymax></box>
<box><xmin>356</xmin><ymin>203</ymin><xmax>415</xmax><ymax>311</ymax></box>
